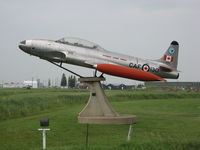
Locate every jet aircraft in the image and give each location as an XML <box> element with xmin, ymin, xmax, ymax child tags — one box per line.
<box><xmin>18</xmin><ymin>37</ymin><xmax>180</xmax><ymax>81</ymax></box>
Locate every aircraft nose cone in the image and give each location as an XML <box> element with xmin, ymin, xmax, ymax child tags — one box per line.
<box><xmin>18</xmin><ymin>40</ymin><xmax>27</xmax><ymax>51</ymax></box>
<box><xmin>20</xmin><ymin>40</ymin><xmax>26</xmax><ymax>45</ymax></box>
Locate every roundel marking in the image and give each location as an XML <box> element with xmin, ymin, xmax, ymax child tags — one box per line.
<box><xmin>168</xmin><ymin>48</ymin><xmax>175</xmax><ymax>54</ymax></box>
<box><xmin>142</xmin><ymin>64</ymin><xmax>150</xmax><ymax>72</ymax></box>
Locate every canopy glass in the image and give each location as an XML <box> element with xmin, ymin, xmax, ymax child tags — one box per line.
<box><xmin>56</xmin><ymin>37</ymin><xmax>105</xmax><ymax>51</ymax></box>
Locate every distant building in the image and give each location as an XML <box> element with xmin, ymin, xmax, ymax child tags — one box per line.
<box><xmin>0</xmin><ymin>79</ymin><xmax>44</xmax><ymax>88</ymax></box>
<box><xmin>2</xmin><ymin>82</ymin><xmax>23</xmax><ymax>88</ymax></box>
<box><xmin>23</xmin><ymin>81</ymin><xmax>38</xmax><ymax>88</ymax></box>
<box><xmin>78</xmin><ymin>83</ymin><xmax>88</xmax><ymax>89</ymax></box>
<box><xmin>77</xmin><ymin>83</ymin><xmax>136</xmax><ymax>90</ymax></box>
<box><xmin>145</xmin><ymin>82</ymin><xmax>200</xmax><ymax>90</ymax></box>
<box><xmin>36</xmin><ymin>79</ymin><xmax>45</xmax><ymax>88</ymax></box>
<box><xmin>102</xmin><ymin>84</ymin><xmax>136</xmax><ymax>90</ymax></box>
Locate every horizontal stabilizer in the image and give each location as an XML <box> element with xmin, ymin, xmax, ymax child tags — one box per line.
<box><xmin>96</xmin><ymin>64</ymin><xmax>166</xmax><ymax>81</ymax></box>
<box><xmin>160</xmin><ymin>65</ymin><xmax>180</xmax><ymax>72</ymax></box>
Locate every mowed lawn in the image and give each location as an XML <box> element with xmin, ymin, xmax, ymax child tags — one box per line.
<box><xmin>0</xmin><ymin>88</ymin><xmax>200</xmax><ymax>150</ymax></box>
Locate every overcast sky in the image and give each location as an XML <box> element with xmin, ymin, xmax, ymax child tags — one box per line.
<box><xmin>0</xmin><ymin>0</ymin><xmax>200</xmax><ymax>85</ymax></box>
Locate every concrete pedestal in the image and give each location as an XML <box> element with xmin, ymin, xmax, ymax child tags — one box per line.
<box><xmin>78</xmin><ymin>77</ymin><xmax>136</xmax><ymax>124</ymax></box>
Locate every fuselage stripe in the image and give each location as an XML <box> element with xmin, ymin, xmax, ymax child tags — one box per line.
<box><xmin>103</xmin><ymin>54</ymin><xmax>111</xmax><ymax>58</ymax></box>
<box><xmin>120</xmin><ymin>58</ymin><xmax>127</xmax><ymax>61</ymax></box>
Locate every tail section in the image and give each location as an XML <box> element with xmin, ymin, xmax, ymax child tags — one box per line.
<box><xmin>159</xmin><ymin>41</ymin><xmax>179</xmax><ymax>69</ymax></box>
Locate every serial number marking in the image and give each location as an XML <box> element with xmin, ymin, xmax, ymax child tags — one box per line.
<box><xmin>129</xmin><ymin>63</ymin><xmax>159</xmax><ymax>73</ymax></box>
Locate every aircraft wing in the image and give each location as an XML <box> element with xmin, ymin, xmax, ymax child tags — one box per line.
<box><xmin>40</xmin><ymin>51</ymin><xmax>67</xmax><ymax>61</ymax></box>
<box><xmin>95</xmin><ymin>64</ymin><xmax>166</xmax><ymax>81</ymax></box>
<box><xmin>84</xmin><ymin>60</ymin><xmax>112</xmax><ymax>67</ymax></box>
<box><xmin>46</xmin><ymin>51</ymin><xmax>67</xmax><ymax>59</ymax></box>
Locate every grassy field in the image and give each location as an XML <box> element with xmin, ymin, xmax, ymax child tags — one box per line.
<box><xmin>0</xmin><ymin>88</ymin><xmax>200</xmax><ymax>150</ymax></box>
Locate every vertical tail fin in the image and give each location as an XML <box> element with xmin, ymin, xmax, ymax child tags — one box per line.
<box><xmin>159</xmin><ymin>41</ymin><xmax>179</xmax><ymax>69</ymax></box>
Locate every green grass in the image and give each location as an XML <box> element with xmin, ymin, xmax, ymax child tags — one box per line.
<box><xmin>0</xmin><ymin>88</ymin><xmax>200</xmax><ymax>150</ymax></box>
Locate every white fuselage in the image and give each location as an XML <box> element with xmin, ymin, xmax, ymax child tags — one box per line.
<box><xmin>19</xmin><ymin>39</ymin><xmax>179</xmax><ymax>79</ymax></box>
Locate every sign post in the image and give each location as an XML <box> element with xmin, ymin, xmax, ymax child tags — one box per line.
<box><xmin>38</xmin><ymin>128</ymin><xmax>50</xmax><ymax>149</ymax></box>
<box><xmin>38</xmin><ymin>118</ymin><xmax>50</xmax><ymax>150</ymax></box>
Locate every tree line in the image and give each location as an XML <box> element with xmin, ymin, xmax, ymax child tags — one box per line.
<box><xmin>60</xmin><ymin>73</ymin><xmax>77</xmax><ymax>88</ymax></box>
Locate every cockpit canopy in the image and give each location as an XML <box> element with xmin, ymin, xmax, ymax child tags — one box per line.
<box><xmin>55</xmin><ymin>37</ymin><xmax>105</xmax><ymax>51</ymax></box>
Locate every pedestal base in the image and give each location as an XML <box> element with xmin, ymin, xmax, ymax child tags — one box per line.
<box><xmin>78</xmin><ymin>115</ymin><xmax>136</xmax><ymax>124</ymax></box>
<box><xmin>78</xmin><ymin>77</ymin><xmax>136</xmax><ymax>125</ymax></box>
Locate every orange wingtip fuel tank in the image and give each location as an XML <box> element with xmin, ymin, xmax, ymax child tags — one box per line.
<box><xmin>96</xmin><ymin>64</ymin><xmax>166</xmax><ymax>81</ymax></box>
